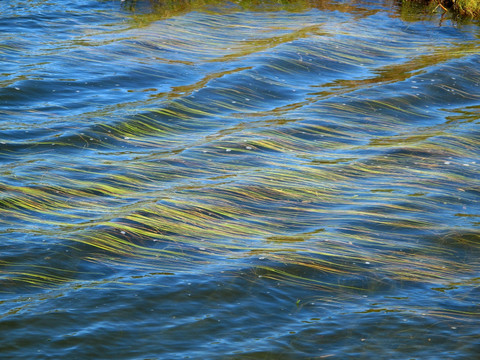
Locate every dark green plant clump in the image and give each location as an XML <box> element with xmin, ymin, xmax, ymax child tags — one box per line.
<box><xmin>403</xmin><ymin>0</ymin><xmax>480</xmax><ymax>17</ymax></box>
<box><xmin>451</xmin><ymin>0</ymin><xmax>480</xmax><ymax>17</ymax></box>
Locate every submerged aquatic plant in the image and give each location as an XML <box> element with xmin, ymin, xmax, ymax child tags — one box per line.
<box><xmin>1</xmin><ymin>0</ymin><xmax>479</xmax><ymax>327</ymax></box>
<box><xmin>1</xmin><ymin>2</ymin><xmax>480</xmax><ymax>359</ymax></box>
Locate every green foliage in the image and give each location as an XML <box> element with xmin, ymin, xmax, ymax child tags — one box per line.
<box><xmin>453</xmin><ymin>0</ymin><xmax>480</xmax><ymax>17</ymax></box>
<box><xmin>402</xmin><ymin>0</ymin><xmax>480</xmax><ymax>18</ymax></box>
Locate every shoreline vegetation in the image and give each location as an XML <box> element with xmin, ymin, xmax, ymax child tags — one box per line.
<box><xmin>406</xmin><ymin>0</ymin><xmax>480</xmax><ymax>18</ymax></box>
<box><xmin>120</xmin><ymin>0</ymin><xmax>480</xmax><ymax>19</ymax></box>
<box><xmin>445</xmin><ymin>0</ymin><xmax>480</xmax><ymax>17</ymax></box>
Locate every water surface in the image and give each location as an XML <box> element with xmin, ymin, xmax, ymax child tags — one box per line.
<box><xmin>1</xmin><ymin>0</ymin><xmax>479</xmax><ymax>358</ymax></box>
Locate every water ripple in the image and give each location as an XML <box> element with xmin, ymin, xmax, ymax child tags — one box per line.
<box><xmin>1</xmin><ymin>0</ymin><xmax>479</xmax><ymax>358</ymax></box>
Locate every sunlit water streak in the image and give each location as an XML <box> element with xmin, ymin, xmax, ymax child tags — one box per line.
<box><xmin>1</xmin><ymin>0</ymin><xmax>479</xmax><ymax>358</ymax></box>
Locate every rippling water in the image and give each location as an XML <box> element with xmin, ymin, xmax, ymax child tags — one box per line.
<box><xmin>1</xmin><ymin>0</ymin><xmax>479</xmax><ymax>358</ymax></box>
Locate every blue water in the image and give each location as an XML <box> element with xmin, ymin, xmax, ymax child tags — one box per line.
<box><xmin>1</xmin><ymin>0</ymin><xmax>480</xmax><ymax>358</ymax></box>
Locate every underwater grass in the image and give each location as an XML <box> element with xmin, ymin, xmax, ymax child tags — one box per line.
<box><xmin>2</xmin><ymin>122</ymin><xmax>479</xmax><ymax>291</ymax></box>
<box><xmin>1</xmin><ymin>2</ymin><xmax>479</xmax><ymax>330</ymax></box>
